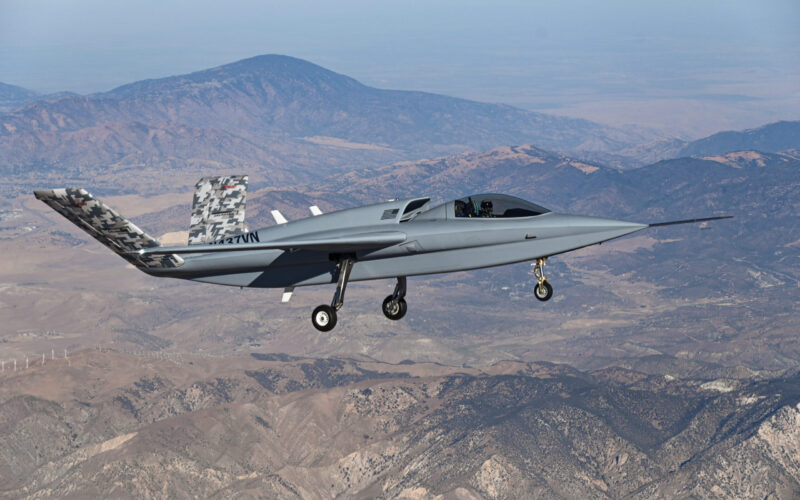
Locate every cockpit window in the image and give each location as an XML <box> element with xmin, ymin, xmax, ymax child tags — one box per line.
<box><xmin>454</xmin><ymin>194</ymin><xmax>549</xmax><ymax>218</ymax></box>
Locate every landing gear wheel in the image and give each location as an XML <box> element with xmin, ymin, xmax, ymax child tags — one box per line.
<box><xmin>534</xmin><ymin>281</ymin><xmax>553</xmax><ymax>302</ymax></box>
<box><xmin>382</xmin><ymin>295</ymin><xmax>407</xmax><ymax>320</ymax></box>
<box><xmin>312</xmin><ymin>305</ymin><xmax>337</xmax><ymax>332</ymax></box>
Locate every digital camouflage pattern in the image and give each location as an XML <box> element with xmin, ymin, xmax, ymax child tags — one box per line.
<box><xmin>188</xmin><ymin>175</ymin><xmax>248</xmax><ymax>245</ymax></box>
<box><xmin>33</xmin><ymin>188</ymin><xmax>184</xmax><ymax>269</ymax></box>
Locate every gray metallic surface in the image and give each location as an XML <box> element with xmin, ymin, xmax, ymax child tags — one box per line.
<box><xmin>138</xmin><ymin>231</ymin><xmax>407</xmax><ymax>255</ymax></box>
<box><xmin>147</xmin><ymin>208</ymin><xmax>646</xmax><ymax>287</ymax></box>
<box><xmin>35</xmin><ymin>184</ymin><xmax>652</xmax><ymax>288</ymax></box>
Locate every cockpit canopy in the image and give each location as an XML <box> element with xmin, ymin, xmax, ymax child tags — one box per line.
<box><xmin>453</xmin><ymin>194</ymin><xmax>550</xmax><ymax>218</ymax></box>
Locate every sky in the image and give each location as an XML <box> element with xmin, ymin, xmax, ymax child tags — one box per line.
<box><xmin>1</xmin><ymin>0</ymin><xmax>798</xmax><ymax>137</ymax></box>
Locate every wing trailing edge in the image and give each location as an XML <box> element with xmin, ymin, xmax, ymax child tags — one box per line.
<box><xmin>134</xmin><ymin>231</ymin><xmax>407</xmax><ymax>256</ymax></box>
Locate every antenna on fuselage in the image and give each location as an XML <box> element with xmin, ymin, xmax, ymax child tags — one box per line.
<box><xmin>271</xmin><ymin>210</ymin><xmax>288</xmax><ymax>225</ymax></box>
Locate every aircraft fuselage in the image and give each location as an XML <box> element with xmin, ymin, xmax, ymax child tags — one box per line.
<box><xmin>34</xmin><ymin>186</ymin><xmax>729</xmax><ymax>331</ymax></box>
<box><xmin>145</xmin><ymin>198</ymin><xmax>647</xmax><ymax>288</ymax></box>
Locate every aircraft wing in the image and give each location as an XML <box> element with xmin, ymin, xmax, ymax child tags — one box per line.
<box><xmin>134</xmin><ymin>231</ymin><xmax>407</xmax><ymax>256</ymax></box>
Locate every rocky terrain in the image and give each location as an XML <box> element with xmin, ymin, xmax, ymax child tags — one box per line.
<box><xmin>1</xmin><ymin>350</ymin><xmax>799</xmax><ymax>499</ymax></box>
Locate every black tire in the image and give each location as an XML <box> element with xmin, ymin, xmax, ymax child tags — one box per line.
<box><xmin>534</xmin><ymin>281</ymin><xmax>553</xmax><ymax>302</ymax></box>
<box><xmin>312</xmin><ymin>305</ymin><xmax>337</xmax><ymax>331</ymax></box>
<box><xmin>382</xmin><ymin>295</ymin><xmax>407</xmax><ymax>320</ymax></box>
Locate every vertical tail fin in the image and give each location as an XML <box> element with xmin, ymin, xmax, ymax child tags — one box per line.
<box><xmin>188</xmin><ymin>175</ymin><xmax>248</xmax><ymax>245</ymax></box>
<box><xmin>33</xmin><ymin>188</ymin><xmax>183</xmax><ymax>269</ymax></box>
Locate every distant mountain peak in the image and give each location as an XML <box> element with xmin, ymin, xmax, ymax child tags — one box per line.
<box><xmin>216</xmin><ymin>53</ymin><xmax>337</xmax><ymax>72</ymax></box>
<box><xmin>0</xmin><ymin>81</ymin><xmax>37</xmax><ymax>95</ymax></box>
<box><xmin>0</xmin><ymin>82</ymin><xmax>41</xmax><ymax>112</ymax></box>
<box><xmin>206</xmin><ymin>54</ymin><xmax>359</xmax><ymax>83</ymax></box>
<box><xmin>678</xmin><ymin>120</ymin><xmax>800</xmax><ymax>157</ymax></box>
<box><xmin>105</xmin><ymin>53</ymin><xmax>364</xmax><ymax>99</ymax></box>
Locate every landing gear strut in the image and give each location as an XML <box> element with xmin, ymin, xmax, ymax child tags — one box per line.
<box><xmin>382</xmin><ymin>277</ymin><xmax>407</xmax><ymax>320</ymax></box>
<box><xmin>533</xmin><ymin>257</ymin><xmax>553</xmax><ymax>302</ymax></box>
<box><xmin>311</xmin><ymin>257</ymin><xmax>354</xmax><ymax>332</ymax></box>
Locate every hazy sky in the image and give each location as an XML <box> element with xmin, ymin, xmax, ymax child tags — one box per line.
<box><xmin>1</xmin><ymin>0</ymin><xmax>798</xmax><ymax>136</ymax></box>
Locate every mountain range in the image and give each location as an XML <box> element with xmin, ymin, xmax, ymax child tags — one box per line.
<box><xmin>0</xmin><ymin>82</ymin><xmax>76</xmax><ymax>113</ymax></box>
<box><xmin>1</xmin><ymin>64</ymin><xmax>797</xmax><ymax>370</ymax></box>
<box><xmin>2</xmin><ymin>55</ymin><xmax>798</xmax><ymax>194</ymax></box>
<box><xmin>0</xmin><ymin>55</ymin><xmax>656</xmax><ymax>188</ymax></box>
<box><xmin>2</xmin><ymin>54</ymin><xmax>799</xmax><ymax>498</ymax></box>
<box><xmin>676</xmin><ymin>120</ymin><xmax>800</xmax><ymax>157</ymax></box>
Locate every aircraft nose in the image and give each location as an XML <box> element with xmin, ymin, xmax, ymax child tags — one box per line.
<box><xmin>555</xmin><ymin>215</ymin><xmax>645</xmax><ymax>229</ymax></box>
<box><xmin>543</xmin><ymin>214</ymin><xmax>648</xmax><ymax>239</ymax></box>
<box><xmin>578</xmin><ymin>216</ymin><xmax>647</xmax><ymax>231</ymax></box>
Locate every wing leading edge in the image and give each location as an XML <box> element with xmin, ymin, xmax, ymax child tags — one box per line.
<box><xmin>134</xmin><ymin>231</ymin><xmax>407</xmax><ymax>256</ymax></box>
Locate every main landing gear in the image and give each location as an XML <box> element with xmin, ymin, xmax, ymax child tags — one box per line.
<box><xmin>310</xmin><ymin>259</ymin><xmax>410</xmax><ymax>332</ymax></box>
<box><xmin>533</xmin><ymin>257</ymin><xmax>553</xmax><ymax>301</ymax></box>
<box><xmin>311</xmin><ymin>257</ymin><xmax>353</xmax><ymax>332</ymax></box>
<box><xmin>382</xmin><ymin>277</ymin><xmax>407</xmax><ymax>321</ymax></box>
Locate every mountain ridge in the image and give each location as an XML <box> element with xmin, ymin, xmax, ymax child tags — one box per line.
<box><xmin>103</xmin><ymin>54</ymin><xmax>369</xmax><ymax>98</ymax></box>
<box><xmin>3</xmin><ymin>55</ymin><xmax>797</xmax><ymax>187</ymax></box>
<box><xmin>2</xmin><ymin>350</ymin><xmax>799</xmax><ymax>498</ymax></box>
<box><xmin>0</xmin><ymin>54</ymin><xmax>657</xmax><ymax>185</ymax></box>
<box><xmin>677</xmin><ymin>120</ymin><xmax>800</xmax><ymax>157</ymax></box>
<box><xmin>0</xmin><ymin>82</ymin><xmax>40</xmax><ymax>112</ymax></box>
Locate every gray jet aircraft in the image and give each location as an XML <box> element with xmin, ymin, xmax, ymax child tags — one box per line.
<box><xmin>34</xmin><ymin>175</ymin><xmax>730</xmax><ymax>331</ymax></box>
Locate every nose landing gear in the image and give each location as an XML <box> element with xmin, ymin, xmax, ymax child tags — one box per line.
<box><xmin>382</xmin><ymin>276</ymin><xmax>407</xmax><ymax>320</ymax></box>
<box><xmin>533</xmin><ymin>257</ymin><xmax>553</xmax><ymax>301</ymax></box>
